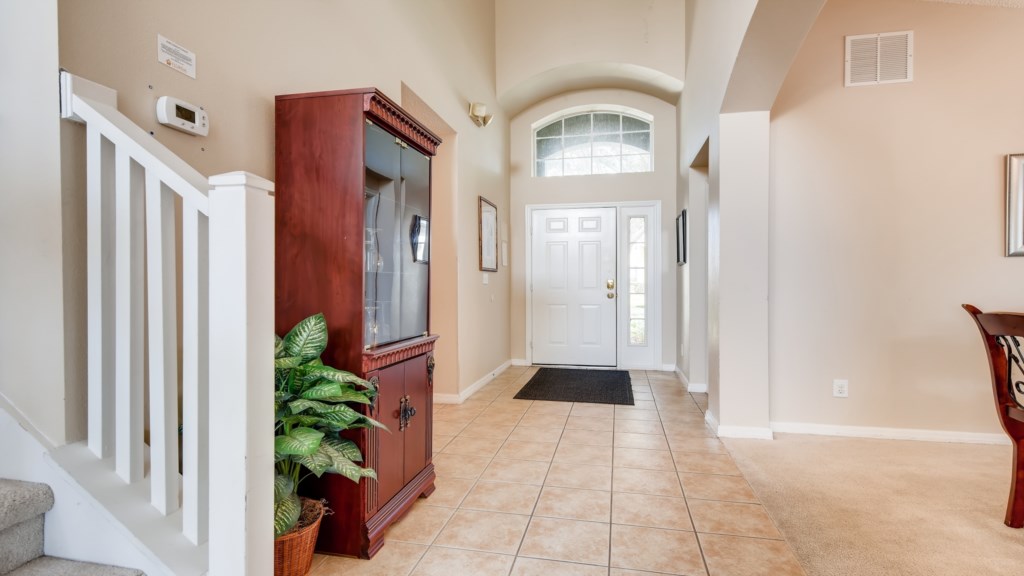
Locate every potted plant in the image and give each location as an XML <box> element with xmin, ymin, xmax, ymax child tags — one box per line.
<box><xmin>274</xmin><ymin>313</ymin><xmax>383</xmax><ymax>576</ymax></box>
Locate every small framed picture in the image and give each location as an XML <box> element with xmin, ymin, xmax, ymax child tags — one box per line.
<box><xmin>676</xmin><ymin>210</ymin><xmax>687</xmax><ymax>265</ymax></box>
<box><xmin>410</xmin><ymin>215</ymin><xmax>429</xmax><ymax>263</ymax></box>
<box><xmin>479</xmin><ymin>196</ymin><xmax>498</xmax><ymax>271</ymax></box>
<box><xmin>1007</xmin><ymin>154</ymin><xmax>1024</xmax><ymax>256</ymax></box>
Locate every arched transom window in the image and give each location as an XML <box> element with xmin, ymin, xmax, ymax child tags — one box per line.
<box><xmin>535</xmin><ymin>111</ymin><xmax>652</xmax><ymax>177</ymax></box>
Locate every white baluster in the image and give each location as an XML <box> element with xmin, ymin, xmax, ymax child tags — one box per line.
<box><xmin>86</xmin><ymin>125</ymin><xmax>115</xmax><ymax>458</ymax></box>
<box><xmin>114</xmin><ymin>147</ymin><xmax>144</xmax><ymax>484</ymax></box>
<box><xmin>146</xmin><ymin>171</ymin><xmax>179</xmax><ymax>514</ymax></box>
<box><xmin>182</xmin><ymin>199</ymin><xmax>209</xmax><ymax>545</ymax></box>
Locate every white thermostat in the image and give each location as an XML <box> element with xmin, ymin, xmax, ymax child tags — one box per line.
<box><xmin>156</xmin><ymin>96</ymin><xmax>208</xmax><ymax>136</ymax></box>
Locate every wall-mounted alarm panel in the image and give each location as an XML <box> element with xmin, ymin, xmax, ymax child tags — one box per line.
<box><xmin>156</xmin><ymin>96</ymin><xmax>208</xmax><ymax>136</ymax></box>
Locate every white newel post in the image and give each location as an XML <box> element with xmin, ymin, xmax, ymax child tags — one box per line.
<box><xmin>207</xmin><ymin>171</ymin><xmax>275</xmax><ymax>576</ymax></box>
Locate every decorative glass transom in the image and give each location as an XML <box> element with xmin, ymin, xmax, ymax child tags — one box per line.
<box><xmin>535</xmin><ymin>112</ymin><xmax>652</xmax><ymax>177</ymax></box>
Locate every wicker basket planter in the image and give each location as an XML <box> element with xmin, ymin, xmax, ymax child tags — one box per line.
<box><xmin>274</xmin><ymin>498</ymin><xmax>325</xmax><ymax>576</ymax></box>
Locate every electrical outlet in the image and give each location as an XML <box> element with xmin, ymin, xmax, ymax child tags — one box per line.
<box><xmin>833</xmin><ymin>379</ymin><xmax>849</xmax><ymax>398</ymax></box>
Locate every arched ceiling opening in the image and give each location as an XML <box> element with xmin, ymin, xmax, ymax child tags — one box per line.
<box><xmin>499</xmin><ymin>62</ymin><xmax>684</xmax><ymax>119</ymax></box>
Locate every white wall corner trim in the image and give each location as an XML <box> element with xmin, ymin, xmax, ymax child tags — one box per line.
<box><xmin>704</xmin><ymin>410</ymin><xmax>720</xmax><ymax>434</ymax></box>
<box><xmin>675</xmin><ymin>368</ymin><xmax>688</xmax><ymax>385</ymax></box>
<box><xmin>674</xmin><ymin>368</ymin><xmax>707</xmax><ymax>392</ymax></box>
<box><xmin>661</xmin><ymin>364</ymin><xmax>677</xmax><ymax>372</ymax></box>
<box><xmin>435</xmin><ymin>359</ymin><xmax>513</xmax><ymax>404</ymax></box>
<box><xmin>770</xmin><ymin>421</ymin><xmax>1010</xmax><ymax>445</ymax></box>
<box><xmin>511</xmin><ymin>359</ymin><xmax>531</xmax><ymax>367</ymax></box>
<box><xmin>717</xmin><ymin>425</ymin><xmax>775</xmax><ymax>440</ymax></box>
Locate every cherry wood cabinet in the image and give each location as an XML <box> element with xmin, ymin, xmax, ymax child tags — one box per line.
<box><xmin>275</xmin><ymin>88</ymin><xmax>441</xmax><ymax>558</ymax></box>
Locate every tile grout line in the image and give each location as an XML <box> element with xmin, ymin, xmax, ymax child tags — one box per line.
<box><xmin>410</xmin><ymin>367</ymin><xmax>725</xmax><ymax>575</ymax></box>
<box><xmin>609</xmin><ymin>371</ymin><xmax>671</xmax><ymax>572</ymax></box>
<box><xmin>609</xmin><ymin>371</ymin><xmax>655</xmax><ymax>570</ymax></box>
<box><xmin>409</xmin><ymin>368</ymin><xmax>532</xmax><ymax>574</ymax></box>
<box><xmin>509</xmin><ymin>395</ymin><xmax>564</xmax><ymax>567</ymax></box>
<box><xmin>679</xmin><ymin>388</ymin><xmax>801</xmax><ymax>560</ymax></box>
<box><xmin>477</xmin><ymin>368</ymin><xmax>536</xmax><ymax>573</ymax></box>
<box><xmin>477</xmin><ymin>368</ymin><xmax>530</xmax><ymax>576</ymax></box>
<box><xmin>663</xmin><ymin>376</ymin><xmax>713</xmax><ymax>576</ymax></box>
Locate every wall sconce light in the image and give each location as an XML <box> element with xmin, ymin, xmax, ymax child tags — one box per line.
<box><xmin>468</xmin><ymin>102</ymin><xmax>493</xmax><ymax>127</ymax></box>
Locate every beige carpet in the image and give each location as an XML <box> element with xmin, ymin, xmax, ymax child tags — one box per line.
<box><xmin>724</xmin><ymin>434</ymin><xmax>1024</xmax><ymax>576</ymax></box>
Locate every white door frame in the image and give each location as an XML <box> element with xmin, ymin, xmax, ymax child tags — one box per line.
<box><xmin>525</xmin><ymin>201</ymin><xmax>663</xmax><ymax>369</ymax></box>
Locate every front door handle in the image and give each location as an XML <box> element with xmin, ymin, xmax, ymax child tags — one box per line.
<box><xmin>606</xmin><ymin>279</ymin><xmax>615</xmax><ymax>290</ymax></box>
<box><xmin>607</xmin><ymin>293</ymin><xmax>615</xmax><ymax>299</ymax></box>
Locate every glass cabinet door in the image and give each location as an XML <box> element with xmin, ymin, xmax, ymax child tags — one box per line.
<box><xmin>364</xmin><ymin>123</ymin><xmax>401</xmax><ymax>348</ymax></box>
<box><xmin>364</xmin><ymin>122</ymin><xmax>431</xmax><ymax>348</ymax></box>
<box><xmin>400</xmin><ymin>146</ymin><xmax>430</xmax><ymax>339</ymax></box>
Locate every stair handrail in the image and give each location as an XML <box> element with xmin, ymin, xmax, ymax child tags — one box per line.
<box><xmin>59</xmin><ymin>71</ymin><xmax>273</xmax><ymax>576</ymax></box>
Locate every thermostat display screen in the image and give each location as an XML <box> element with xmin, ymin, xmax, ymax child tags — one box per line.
<box><xmin>175</xmin><ymin>104</ymin><xmax>196</xmax><ymax>123</ymax></box>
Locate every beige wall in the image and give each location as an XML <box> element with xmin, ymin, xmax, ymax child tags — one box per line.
<box><xmin>57</xmin><ymin>0</ymin><xmax>510</xmax><ymax>397</ymax></box>
<box><xmin>510</xmin><ymin>89</ymin><xmax>678</xmax><ymax>367</ymax></box>
<box><xmin>769</xmin><ymin>0</ymin><xmax>1024</xmax><ymax>433</ymax></box>
<box><xmin>0</xmin><ymin>0</ymin><xmax>72</xmax><ymax>445</ymax></box>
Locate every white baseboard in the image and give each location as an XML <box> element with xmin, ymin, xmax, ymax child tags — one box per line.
<box><xmin>770</xmin><ymin>421</ymin><xmax>1010</xmax><ymax>445</ymax></box>
<box><xmin>511</xmin><ymin>358</ymin><xmax>530</xmax><ymax>367</ymax></box>
<box><xmin>434</xmin><ymin>359</ymin><xmax>513</xmax><ymax>405</ymax></box>
<box><xmin>717</xmin><ymin>425</ymin><xmax>774</xmax><ymax>440</ymax></box>
<box><xmin>432</xmin><ymin>393</ymin><xmax>462</xmax><ymax>404</ymax></box>
<box><xmin>703</xmin><ymin>409</ymin><xmax>772</xmax><ymax>439</ymax></box>
<box><xmin>703</xmin><ymin>412</ymin><xmax>1005</xmax><ymax>445</ymax></box>
<box><xmin>660</xmin><ymin>364</ymin><xmax>677</xmax><ymax>372</ymax></box>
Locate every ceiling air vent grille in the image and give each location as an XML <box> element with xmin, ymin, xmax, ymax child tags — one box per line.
<box><xmin>845</xmin><ymin>31</ymin><xmax>913</xmax><ymax>87</ymax></box>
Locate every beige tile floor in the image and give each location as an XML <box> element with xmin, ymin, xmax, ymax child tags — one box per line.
<box><xmin>310</xmin><ymin>366</ymin><xmax>805</xmax><ymax>576</ymax></box>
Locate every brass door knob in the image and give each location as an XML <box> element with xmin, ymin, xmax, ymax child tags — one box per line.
<box><xmin>607</xmin><ymin>293</ymin><xmax>615</xmax><ymax>299</ymax></box>
<box><xmin>606</xmin><ymin>279</ymin><xmax>615</xmax><ymax>289</ymax></box>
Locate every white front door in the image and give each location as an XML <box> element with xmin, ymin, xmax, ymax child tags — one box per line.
<box><xmin>531</xmin><ymin>207</ymin><xmax>617</xmax><ymax>366</ymax></box>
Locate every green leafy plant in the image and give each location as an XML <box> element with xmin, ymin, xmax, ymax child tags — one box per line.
<box><xmin>274</xmin><ymin>313</ymin><xmax>383</xmax><ymax>538</ymax></box>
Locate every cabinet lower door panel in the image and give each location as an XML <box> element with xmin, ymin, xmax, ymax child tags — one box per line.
<box><xmin>373</xmin><ymin>363</ymin><xmax>405</xmax><ymax>508</ymax></box>
<box><xmin>402</xmin><ymin>355</ymin><xmax>429</xmax><ymax>483</ymax></box>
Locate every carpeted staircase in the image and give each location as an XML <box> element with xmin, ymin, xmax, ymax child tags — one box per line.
<box><xmin>0</xmin><ymin>479</ymin><xmax>144</xmax><ymax>575</ymax></box>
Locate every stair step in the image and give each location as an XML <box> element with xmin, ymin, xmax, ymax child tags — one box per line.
<box><xmin>0</xmin><ymin>516</ymin><xmax>44</xmax><ymax>574</ymax></box>
<box><xmin>7</xmin><ymin>556</ymin><xmax>145</xmax><ymax>576</ymax></box>
<box><xmin>0</xmin><ymin>481</ymin><xmax>53</xmax><ymax>533</ymax></box>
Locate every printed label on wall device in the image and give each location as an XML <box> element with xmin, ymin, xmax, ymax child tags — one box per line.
<box><xmin>157</xmin><ymin>34</ymin><xmax>196</xmax><ymax>79</ymax></box>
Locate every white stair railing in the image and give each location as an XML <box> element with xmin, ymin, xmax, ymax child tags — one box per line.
<box><xmin>59</xmin><ymin>71</ymin><xmax>273</xmax><ymax>576</ymax></box>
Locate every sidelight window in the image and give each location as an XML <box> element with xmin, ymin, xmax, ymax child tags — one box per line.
<box><xmin>627</xmin><ymin>216</ymin><xmax>647</xmax><ymax>346</ymax></box>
